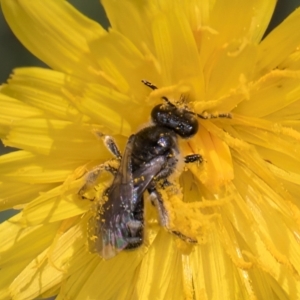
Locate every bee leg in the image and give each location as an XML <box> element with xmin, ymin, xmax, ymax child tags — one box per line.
<box><xmin>93</xmin><ymin>131</ymin><xmax>122</xmax><ymax>160</ymax></box>
<box><xmin>148</xmin><ymin>185</ymin><xmax>169</xmax><ymax>226</ymax></box>
<box><xmin>160</xmin><ymin>179</ymin><xmax>173</xmax><ymax>189</ymax></box>
<box><xmin>101</xmin><ymin>135</ymin><xmax>122</xmax><ymax>160</ymax></box>
<box><xmin>171</xmin><ymin>230</ymin><xmax>197</xmax><ymax>244</ymax></box>
<box><xmin>184</xmin><ymin>154</ymin><xmax>203</xmax><ymax>164</ymax></box>
<box><xmin>78</xmin><ymin>162</ymin><xmax>118</xmax><ymax>199</ymax></box>
<box><xmin>79</xmin><ymin>131</ymin><xmax>122</xmax><ymax>199</ymax></box>
<box><xmin>148</xmin><ymin>185</ymin><xmax>197</xmax><ymax>244</ymax></box>
<box><xmin>127</xmin><ymin>220</ymin><xmax>143</xmax><ymax>236</ymax></box>
<box><xmin>125</xmin><ymin>220</ymin><xmax>143</xmax><ymax>248</ymax></box>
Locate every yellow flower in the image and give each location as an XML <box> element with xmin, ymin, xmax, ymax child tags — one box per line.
<box><xmin>1</xmin><ymin>0</ymin><xmax>300</xmax><ymax>299</ymax></box>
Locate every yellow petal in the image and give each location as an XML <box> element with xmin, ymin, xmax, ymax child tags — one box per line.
<box><xmin>67</xmin><ymin>82</ymin><xmax>133</xmax><ymax>135</ymax></box>
<box><xmin>208</xmin><ymin>0</ymin><xmax>276</xmax><ymax>43</ymax></box>
<box><xmin>0</xmin><ymin>93</ymin><xmax>43</xmax><ymax>137</ymax></box>
<box><xmin>152</xmin><ymin>9</ymin><xmax>205</xmax><ymax>98</ymax></box>
<box><xmin>1</xmin><ymin>0</ymin><xmax>107</xmax><ymax>82</ymax></box>
<box><xmin>205</xmin><ymin>43</ymin><xmax>258</xmax><ymax>100</ymax></box>
<box><xmin>136</xmin><ymin>231</ymin><xmax>182</xmax><ymax>299</ymax></box>
<box><xmin>102</xmin><ymin>0</ymin><xmax>154</xmax><ymax>54</ymax></box>
<box><xmin>90</xmin><ymin>29</ymin><xmax>159</xmax><ymax>96</ymax></box>
<box><xmin>9</xmin><ymin>218</ymin><xmax>87</xmax><ymax>300</ymax></box>
<box><xmin>232</xmin><ymin>162</ymin><xmax>300</xmax><ymax>297</ymax></box>
<box><xmin>0</xmin><ymin>263</ymin><xmax>26</xmax><ymax>299</ymax></box>
<box><xmin>188</xmin><ymin>230</ymin><xmax>249</xmax><ymax>299</ymax></box>
<box><xmin>256</xmin><ymin>8</ymin><xmax>300</xmax><ymax>76</ymax></box>
<box><xmin>0</xmin><ymin>181</ymin><xmax>56</xmax><ymax>211</ymax></box>
<box><xmin>55</xmin><ymin>256</ymin><xmax>100</xmax><ymax>300</ymax></box>
<box><xmin>199</xmin><ymin>0</ymin><xmax>276</xmax><ymax>68</ymax></box>
<box><xmin>21</xmin><ymin>182</ymin><xmax>90</xmax><ymax>225</ymax></box>
<box><xmin>256</xmin><ymin>145</ymin><xmax>300</xmax><ymax>175</ymax></box>
<box><xmin>3</xmin><ymin>118</ymin><xmax>109</xmax><ymax>159</ymax></box>
<box><xmin>233</xmin><ymin>123</ymin><xmax>300</xmax><ymax>164</ymax></box>
<box><xmin>1</xmin><ymin>68</ymin><xmax>85</xmax><ymax>122</ymax></box>
<box><xmin>0</xmin><ymin>214</ymin><xmax>60</xmax><ymax>266</ymax></box>
<box><xmin>59</xmin><ymin>246</ymin><xmax>148</xmax><ymax>300</ymax></box>
<box><xmin>0</xmin><ymin>214</ymin><xmax>60</xmax><ymax>298</ymax></box>
<box><xmin>2</xmin><ymin>67</ymin><xmax>134</xmax><ymax>135</ymax></box>
<box><xmin>248</xmin><ymin>0</ymin><xmax>277</xmax><ymax>43</ymax></box>
<box><xmin>0</xmin><ymin>150</ymin><xmax>82</xmax><ymax>184</ymax></box>
<box><xmin>234</xmin><ymin>70</ymin><xmax>300</xmax><ymax>118</ymax></box>
<box><xmin>185</xmin><ymin>123</ymin><xmax>234</xmax><ymax>189</ymax></box>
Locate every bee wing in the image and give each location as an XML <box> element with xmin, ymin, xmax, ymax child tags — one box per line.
<box><xmin>132</xmin><ymin>155</ymin><xmax>167</xmax><ymax>205</ymax></box>
<box><xmin>89</xmin><ymin>135</ymin><xmax>139</xmax><ymax>259</ymax></box>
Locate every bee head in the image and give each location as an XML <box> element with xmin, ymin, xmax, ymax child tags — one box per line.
<box><xmin>151</xmin><ymin>103</ymin><xmax>198</xmax><ymax>138</ymax></box>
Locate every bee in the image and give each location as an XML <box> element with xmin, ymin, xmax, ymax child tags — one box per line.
<box><xmin>81</xmin><ymin>80</ymin><xmax>230</xmax><ymax>259</ymax></box>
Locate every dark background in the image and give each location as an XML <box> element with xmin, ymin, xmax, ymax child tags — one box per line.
<box><xmin>0</xmin><ymin>0</ymin><xmax>300</xmax><ymax>223</ymax></box>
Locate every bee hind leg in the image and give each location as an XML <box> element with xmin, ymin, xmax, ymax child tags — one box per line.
<box><xmin>148</xmin><ymin>185</ymin><xmax>197</xmax><ymax>244</ymax></box>
<box><xmin>125</xmin><ymin>220</ymin><xmax>143</xmax><ymax>249</ymax></box>
<box><xmin>78</xmin><ymin>162</ymin><xmax>118</xmax><ymax>199</ymax></box>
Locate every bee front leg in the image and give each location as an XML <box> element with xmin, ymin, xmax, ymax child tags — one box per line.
<box><xmin>184</xmin><ymin>154</ymin><xmax>203</xmax><ymax>164</ymax></box>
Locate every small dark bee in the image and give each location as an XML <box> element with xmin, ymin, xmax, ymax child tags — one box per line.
<box><xmin>81</xmin><ymin>80</ymin><xmax>231</xmax><ymax>259</ymax></box>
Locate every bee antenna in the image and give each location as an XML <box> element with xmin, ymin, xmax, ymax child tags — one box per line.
<box><xmin>142</xmin><ymin>79</ymin><xmax>176</xmax><ymax>108</ymax></box>
<box><xmin>141</xmin><ymin>79</ymin><xmax>158</xmax><ymax>90</ymax></box>
<box><xmin>162</xmin><ymin>96</ymin><xmax>176</xmax><ymax>107</ymax></box>
<box><xmin>196</xmin><ymin>112</ymin><xmax>232</xmax><ymax>119</ymax></box>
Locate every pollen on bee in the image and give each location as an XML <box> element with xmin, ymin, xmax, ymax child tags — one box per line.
<box><xmin>90</xmin><ymin>235</ymin><xmax>98</xmax><ymax>242</ymax></box>
<box><xmin>134</xmin><ymin>176</ymin><xmax>145</xmax><ymax>184</ymax></box>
